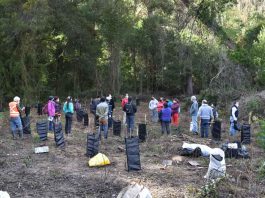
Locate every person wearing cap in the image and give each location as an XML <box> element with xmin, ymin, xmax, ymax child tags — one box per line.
<box><xmin>9</xmin><ymin>96</ymin><xmax>24</xmax><ymax>139</ymax></box>
<box><xmin>197</xmin><ymin>99</ymin><xmax>214</xmax><ymax>138</ymax></box>
<box><xmin>121</xmin><ymin>94</ymin><xmax>129</xmax><ymax>124</ymax></box>
<box><xmin>190</xmin><ymin>96</ymin><xmax>199</xmax><ymax>134</ymax></box>
<box><xmin>48</xmin><ymin>96</ymin><xmax>55</xmax><ymax>131</ymax></box>
<box><xmin>149</xmin><ymin>96</ymin><xmax>158</xmax><ymax>122</ymax></box>
<box><xmin>96</xmin><ymin>97</ymin><xmax>109</xmax><ymax>139</ymax></box>
<box><xmin>63</xmin><ymin>96</ymin><xmax>74</xmax><ymax>135</ymax></box>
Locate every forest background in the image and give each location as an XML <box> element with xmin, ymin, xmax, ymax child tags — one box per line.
<box><xmin>0</xmin><ymin>0</ymin><xmax>265</xmax><ymax>106</ymax></box>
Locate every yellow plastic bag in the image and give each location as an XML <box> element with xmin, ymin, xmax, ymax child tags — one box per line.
<box><xmin>88</xmin><ymin>153</ymin><xmax>110</xmax><ymax>167</ymax></box>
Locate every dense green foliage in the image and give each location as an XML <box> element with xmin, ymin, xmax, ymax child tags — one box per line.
<box><xmin>0</xmin><ymin>0</ymin><xmax>264</xmax><ymax>104</ymax></box>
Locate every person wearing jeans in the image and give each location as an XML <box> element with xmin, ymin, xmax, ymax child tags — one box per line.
<box><xmin>190</xmin><ymin>96</ymin><xmax>198</xmax><ymax>134</ymax></box>
<box><xmin>123</xmin><ymin>97</ymin><xmax>137</xmax><ymax>136</ymax></box>
<box><xmin>230</xmin><ymin>101</ymin><xmax>240</xmax><ymax>136</ymax></box>
<box><xmin>63</xmin><ymin>96</ymin><xmax>74</xmax><ymax>135</ymax></box>
<box><xmin>47</xmin><ymin>96</ymin><xmax>55</xmax><ymax>131</ymax></box>
<box><xmin>160</xmin><ymin>102</ymin><xmax>172</xmax><ymax>135</ymax></box>
<box><xmin>9</xmin><ymin>96</ymin><xmax>24</xmax><ymax>139</ymax></box>
<box><xmin>197</xmin><ymin>100</ymin><xmax>213</xmax><ymax>138</ymax></box>
<box><xmin>96</xmin><ymin>97</ymin><xmax>109</xmax><ymax>139</ymax></box>
<box><xmin>149</xmin><ymin>96</ymin><xmax>158</xmax><ymax>122</ymax></box>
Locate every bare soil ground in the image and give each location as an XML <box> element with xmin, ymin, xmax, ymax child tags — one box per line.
<box><xmin>0</xmin><ymin>103</ymin><xmax>265</xmax><ymax>198</ymax></box>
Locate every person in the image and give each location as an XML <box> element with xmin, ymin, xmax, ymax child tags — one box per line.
<box><xmin>157</xmin><ymin>97</ymin><xmax>164</xmax><ymax>113</ymax></box>
<box><xmin>90</xmin><ymin>96</ymin><xmax>100</xmax><ymax>126</ymax></box>
<box><xmin>9</xmin><ymin>96</ymin><xmax>24</xmax><ymax>139</ymax></box>
<box><xmin>211</xmin><ymin>104</ymin><xmax>218</xmax><ymax>121</ymax></box>
<box><xmin>63</xmin><ymin>96</ymin><xmax>74</xmax><ymax>135</ymax></box>
<box><xmin>166</xmin><ymin>99</ymin><xmax>173</xmax><ymax>108</ymax></box>
<box><xmin>159</xmin><ymin>102</ymin><xmax>172</xmax><ymax>135</ymax></box>
<box><xmin>171</xmin><ymin>98</ymin><xmax>180</xmax><ymax>128</ymax></box>
<box><xmin>107</xmin><ymin>94</ymin><xmax>115</xmax><ymax>112</ymax></box>
<box><xmin>106</xmin><ymin>94</ymin><xmax>114</xmax><ymax>128</ymax></box>
<box><xmin>47</xmin><ymin>96</ymin><xmax>55</xmax><ymax>132</ymax></box>
<box><xmin>149</xmin><ymin>96</ymin><xmax>158</xmax><ymax>122</ymax></box>
<box><xmin>74</xmin><ymin>99</ymin><xmax>81</xmax><ymax>112</ymax></box>
<box><xmin>230</xmin><ymin>101</ymin><xmax>240</xmax><ymax>136</ymax></box>
<box><xmin>96</xmin><ymin>97</ymin><xmax>109</xmax><ymax>139</ymax></box>
<box><xmin>54</xmin><ymin>96</ymin><xmax>61</xmax><ymax>123</ymax></box>
<box><xmin>197</xmin><ymin>100</ymin><xmax>213</xmax><ymax>138</ymax></box>
<box><xmin>121</xmin><ymin>93</ymin><xmax>129</xmax><ymax>124</ymax></box>
<box><xmin>190</xmin><ymin>96</ymin><xmax>199</xmax><ymax>135</ymax></box>
<box><xmin>123</xmin><ymin>96</ymin><xmax>137</xmax><ymax>135</ymax></box>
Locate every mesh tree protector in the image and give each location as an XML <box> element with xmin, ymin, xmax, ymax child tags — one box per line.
<box><xmin>125</xmin><ymin>136</ymin><xmax>141</xmax><ymax>171</ymax></box>
<box><xmin>86</xmin><ymin>133</ymin><xmax>99</xmax><ymax>158</ymax></box>
<box><xmin>36</xmin><ymin>121</ymin><xmax>48</xmax><ymax>141</ymax></box>
<box><xmin>138</xmin><ymin>123</ymin><xmax>147</xmax><ymax>142</ymax></box>
<box><xmin>113</xmin><ymin>119</ymin><xmax>121</xmax><ymax>136</ymax></box>
<box><xmin>241</xmin><ymin>124</ymin><xmax>251</xmax><ymax>144</ymax></box>
<box><xmin>53</xmin><ymin>122</ymin><xmax>65</xmax><ymax>147</ymax></box>
<box><xmin>22</xmin><ymin>116</ymin><xmax>31</xmax><ymax>134</ymax></box>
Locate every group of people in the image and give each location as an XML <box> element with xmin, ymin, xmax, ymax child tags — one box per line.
<box><xmin>8</xmin><ymin>93</ymin><xmax>240</xmax><ymax>140</ymax></box>
<box><xmin>90</xmin><ymin>94</ymin><xmax>137</xmax><ymax>139</ymax></box>
<box><xmin>149</xmin><ymin>97</ymin><xmax>180</xmax><ymax>135</ymax></box>
<box><xmin>190</xmin><ymin>95</ymin><xmax>239</xmax><ymax>138</ymax></box>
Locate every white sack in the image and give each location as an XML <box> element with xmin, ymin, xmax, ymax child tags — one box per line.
<box><xmin>182</xmin><ymin>142</ymin><xmax>213</xmax><ymax>157</ymax></box>
<box><xmin>204</xmin><ymin>148</ymin><xmax>226</xmax><ymax>180</ymax></box>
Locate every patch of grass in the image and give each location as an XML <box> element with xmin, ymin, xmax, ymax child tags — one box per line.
<box><xmin>49</xmin><ymin>169</ymin><xmax>62</xmax><ymax>178</ymax></box>
<box><xmin>33</xmin><ymin>134</ymin><xmax>40</xmax><ymax>144</ymax></box>
<box><xmin>23</xmin><ymin>156</ymin><xmax>33</xmax><ymax>168</ymax></box>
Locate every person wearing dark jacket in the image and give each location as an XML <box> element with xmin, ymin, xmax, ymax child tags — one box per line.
<box><xmin>230</xmin><ymin>101</ymin><xmax>240</xmax><ymax>136</ymax></box>
<box><xmin>123</xmin><ymin>97</ymin><xmax>137</xmax><ymax>135</ymax></box>
<box><xmin>160</xmin><ymin>102</ymin><xmax>172</xmax><ymax>135</ymax></box>
<box><xmin>54</xmin><ymin>96</ymin><xmax>61</xmax><ymax>123</ymax></box>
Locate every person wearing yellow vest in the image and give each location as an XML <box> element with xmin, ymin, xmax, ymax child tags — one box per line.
<box><xmin>9</xmin><ymin>96</ymin><xmax>24</xmax><ymax>139</ymax></box>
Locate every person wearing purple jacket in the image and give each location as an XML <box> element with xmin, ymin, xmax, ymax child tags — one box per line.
<box><xmin>159</xmin><ymin>102</ymin><xmax>172</xmax><ymax>135</ymax></box>
<box><xmin>47</xmin><ymin>96</ymin><xmax>55</xmax><ymax>131</ymax></box>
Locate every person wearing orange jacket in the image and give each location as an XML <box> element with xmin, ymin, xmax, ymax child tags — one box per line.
<box><xmin>9</xmin><ymin>96</ymin><xmax>24</xmax><ymax>139</ymax></box>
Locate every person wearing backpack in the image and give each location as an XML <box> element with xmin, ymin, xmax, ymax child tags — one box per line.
<box><xmin>63</xmin><ymin>96</ymin><xmax>74</xmax><ymax>136</ymax></box>
<box><xmin>123</xmin><ymin>96</ymin><xmax>137</xmax><ymax>135</ymax></box>
<box><xmin>48</xmin><ymin>96</ymin><xmax>55</xmax><ymax>132</ymax></box>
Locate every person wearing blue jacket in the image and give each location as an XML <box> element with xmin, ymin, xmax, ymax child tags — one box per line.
<box><xmin>190</xmin><ymin>96</ymin><xmax>198</xmax><ymax>135</ymax></box>
<box><xmin>159</xmin><ymin>102</ymin><xmax>172</xmax><ymax>135</ymax></box>
<box><xmin>63</xmin><ymin>96</ymin><xmax>74</xmax><ymax>135</ymax></box>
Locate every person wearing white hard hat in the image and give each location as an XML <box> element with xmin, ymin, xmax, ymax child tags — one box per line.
<box><xmin>9</xmin><ymin>96</ymin><xmax>24</xmax><ymax>139</ymax></box>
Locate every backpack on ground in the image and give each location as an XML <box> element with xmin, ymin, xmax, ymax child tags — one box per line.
<box><xmin>42</xmin><ymin>103</ymin><xmax>48</xmax><ymax>114</ymax></box>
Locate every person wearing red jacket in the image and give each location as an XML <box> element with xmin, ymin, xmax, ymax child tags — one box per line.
<box><xmin>121</xmin><ymin>93</ymin><xmax>129</xmax><ymax>124</ymax></box>
<box><xmin>157</xmin><ymin>97</ymin><xmax>164</xmax><ymax>113</ymax></box>
<box><xmin>171</xmin><ymin>99</ymin><xmax>180</xmax><ymax>128</ymax></box>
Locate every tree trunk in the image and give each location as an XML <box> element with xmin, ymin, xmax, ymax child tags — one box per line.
<box><xmin>109</xmin><ymin>43</ymin><xmax>121</xmax><ymax>95</ymax></box>
<box><xmin>186</xmin><ymin>72</ymin><xmax>193</xmax><ymax>95</ymax></box>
